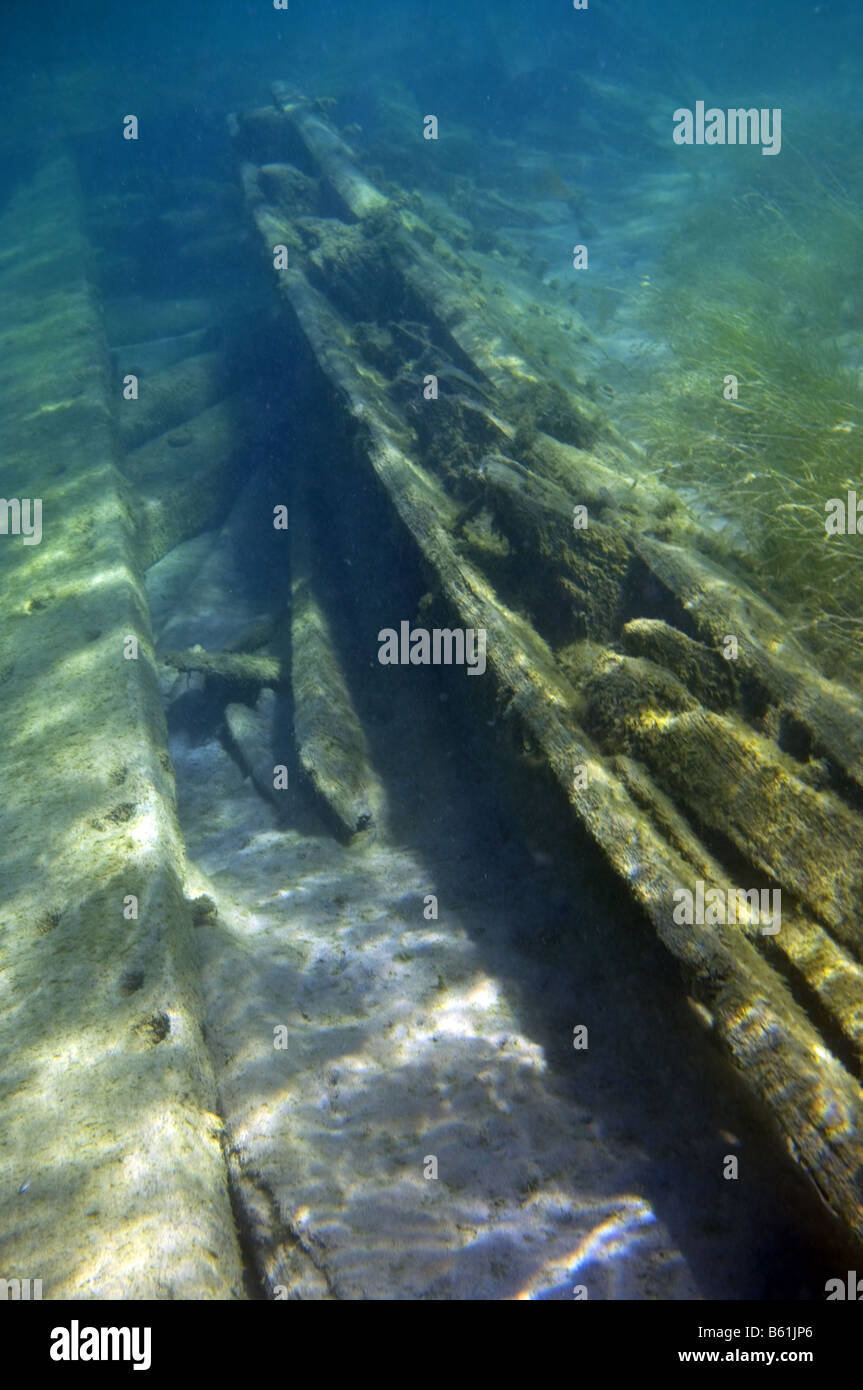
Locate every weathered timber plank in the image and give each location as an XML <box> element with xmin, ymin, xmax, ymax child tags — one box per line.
<box><xmin>235</xmin><ymin>107</ymin><xmax>863</xmax><ymax>1248</ymax></box>
<box><xmin>0</xmin><ymin>154</ymin><xmax>243</xmax><ymax>1299</ymax></box>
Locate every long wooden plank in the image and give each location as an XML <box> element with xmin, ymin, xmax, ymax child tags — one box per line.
<box><xmin>0</xmin><ymin>154</ymin><xmax>243</xmax><ymax>1299</ymax></box>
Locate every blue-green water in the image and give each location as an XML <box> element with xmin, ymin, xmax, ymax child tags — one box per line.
<box><xmin>0</xmin><ymin>0</ymin><xmax>862</xmax><ymax>1328</ymax></box>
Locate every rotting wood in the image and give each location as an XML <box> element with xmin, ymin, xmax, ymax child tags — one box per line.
<box><xmin>225</xmin><ymin>689</ymin><xmax>285</xmax><ymax>810</ymax></box>
<box><xmin>0</xmin><ymin>152</ymin><xmax>244</xmax><ymax>1299</ymax></box>
<box><xmin>233</xmin><ymin>93</ymin><xmax>863</xmax><ymax>1247</ymax></box>
<box><xmin>163</xmin><ymin>646</ymin><xmax>284</xmax><ymax>686</ymax></box>
<box><xmin>290</xmin><ymin>520</ymin><xmax>387</xmax><ymax>841</ymax></box>
<box><xmin>122</xmin><ymin>394</ymin><xmax>272</xmax><ymax>569</ymax></box>
<box><xmin>117</xmin><ymin>349</ymin><xmax>227</xmax><ymax>453</ymax></box>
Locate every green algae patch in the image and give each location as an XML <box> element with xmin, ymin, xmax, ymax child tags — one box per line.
<box><xmin>623</xmin><ymin>131</ymin><xmax>863</xmax><ymax>680</ymax></box>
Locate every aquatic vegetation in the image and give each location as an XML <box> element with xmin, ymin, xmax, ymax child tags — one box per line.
<box><xmin>624</xmin><ymin>127</ymin><xmax>863</xmax><ymax>680</ymax></box>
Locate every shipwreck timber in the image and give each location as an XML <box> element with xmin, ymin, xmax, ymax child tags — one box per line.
<box><xmin>1</xmin><ymin>83</ymin><xmax>862</xmax><ymax>1301</ymax></box>
<box><xmin>229</xmin><ymin>85</ymin><xmax>863</xmax><ymax>1249</ymax></box>
<box><xmin>0</xmin><ymin>153</ymin><xmax>244</xmax><ymax>1298</ymax></box>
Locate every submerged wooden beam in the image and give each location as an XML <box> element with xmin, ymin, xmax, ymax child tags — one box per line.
<box><xmin>117</xmin><ymin>349</ymin><xmax>227</xmax><ymax>453</ymax></box>
<box><xmin>290</xmin><ymin>522</ymin><xmax>386</xmax><ymax>841</ymax></box>
<box><xmin>0</xmin><ymin>153</ymin><xmax>243</xmax><ymax>1298</ymax></box>
<box><xmin>233</xmin><ymin>96</ymin><xmax>863</xmax><ymax>1248</ymax></box>
<box><xmin>271</xmin><ymin>83</ymin><xmax>388</xmax><ymax>220</ymax></box>
<box><xmin>163</xmin><ymin>645</ymin><xmax>283</xmax><ymax>686</ymax></box>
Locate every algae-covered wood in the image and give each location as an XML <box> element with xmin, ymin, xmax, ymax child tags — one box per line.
<box><xmin>290</xmin><ymin>521</ymin><xmax>387</xmax><ymax>840</ymax></box>
<box><xmin>234</xmin><ymin>94</ymin><xmax>863</xmax><ymax>1248</ymax></box>
<box><xmin>0</xmin><ymin>154</ymin><xmax>243</xmax><ymax>1298</ymax></box>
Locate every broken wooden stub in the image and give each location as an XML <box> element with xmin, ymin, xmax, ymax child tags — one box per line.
<box><xmin>290</xmin><ymin>520</ymin><xmax>387</xmax><ymax>840</ymax></box>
